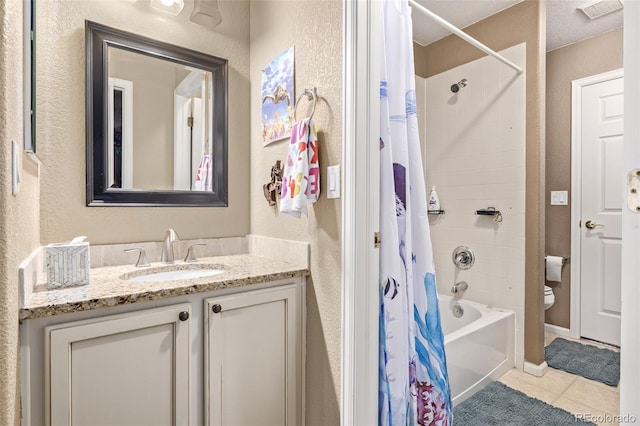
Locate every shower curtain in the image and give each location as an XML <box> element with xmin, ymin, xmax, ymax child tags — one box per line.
<box><xmin>378</xmin><ymin>0</ymin><xmax>452</xmax><ymax>425</ymax></box>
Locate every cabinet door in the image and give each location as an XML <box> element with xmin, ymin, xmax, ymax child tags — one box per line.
<box><xmin>47</xmin><ymin>304</ymin><xmax>191</xmax><ymax>426</ymax></box>
<box><xmin>206</xmin><ymin>284</ymin><xmax>302</xmax><ymax>426</ymax></box>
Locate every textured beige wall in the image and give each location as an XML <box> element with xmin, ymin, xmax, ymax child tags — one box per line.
<box><xmin>36</xmin><ymin>0</ymin><xmax>250</xmax><ymax>245</ymax></box>
<box><xmin>545</xmin><ymin>29</ymin><xmax>623</xmax><ymax>328</ymax></box>
<box><xmin>0</xmin><ymin>0</ymin><xmax>42</xmax><ymax>424</ymax></box>
<box><xmin>413</xmin><ymin>41</ymin><xmax>428</xmax><ymax>78</ymax></box>
<box><xmin>418</xmin><ymin>0</ymin><xmax>547</xmax><ymax>365</ymax></box>
<box><xmin>249</xmin><ymin>1</ymin><xmax>342</xmax><ymax>424</ymax></box>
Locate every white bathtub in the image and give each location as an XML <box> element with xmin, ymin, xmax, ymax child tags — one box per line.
<box><xmin>439</xmin><ymin>294</ymin><xmax>515</xmax><ymax>405</ymax></box>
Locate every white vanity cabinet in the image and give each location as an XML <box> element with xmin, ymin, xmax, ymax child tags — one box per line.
<box><xmin>20</xmin><ymin>277</ymin><xmax>305</xmax><ymax>426</ymax></box>
<box><xmin>205</xmin><ymin>284</ymin><xmax>304</xmax><ymax>426</ymax></box>
<box><xmin>46</xmin><ymin>303</ymin><xmax>191</xmax><ymax>426</ymax></box>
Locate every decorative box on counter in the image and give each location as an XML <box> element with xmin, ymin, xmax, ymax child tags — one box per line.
<box><xmin>45</xmin><ymin>236</ymin><xmax>90</xmax><ymax>289</ymax></box>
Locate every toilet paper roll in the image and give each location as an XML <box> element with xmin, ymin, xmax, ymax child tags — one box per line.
<box><xmin>545</xmin><ymin>256</ymin><xmax>563</xmax><ymax>282</ymax></box>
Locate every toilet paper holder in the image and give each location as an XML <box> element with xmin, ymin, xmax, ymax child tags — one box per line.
<box><xmin>546</xmin><ymin>256</ymin><xmax>570</xmax><ymax>265</ymax></box>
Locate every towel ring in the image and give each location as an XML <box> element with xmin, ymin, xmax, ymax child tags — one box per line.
<box><xmin>294</xmin><ymin>87</ymin><xmax>317</xmax><ymax>121</ymax></box>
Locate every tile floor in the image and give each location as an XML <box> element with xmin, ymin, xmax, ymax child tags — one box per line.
<box><xmin>498</xmin><ymin>332</ymin><xmax>620</xmax><ymax>426</ymax></box>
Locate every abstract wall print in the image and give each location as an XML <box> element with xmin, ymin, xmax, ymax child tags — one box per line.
<box><xmin>261</xmin><ymin>47</ymin><xmax>295</xmax><ymax>146</ymax></box>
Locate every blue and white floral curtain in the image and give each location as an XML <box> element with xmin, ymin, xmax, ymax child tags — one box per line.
<box><xmin>378</xmin><ymin>0</ymin><xmax>452</xmax><ymax>424</ymax></box>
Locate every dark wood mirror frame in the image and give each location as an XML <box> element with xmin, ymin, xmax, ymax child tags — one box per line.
<box><xmin>86</xmin><ymin>20</ymin><xmax>228</xmax><ymax>206</ymax></box>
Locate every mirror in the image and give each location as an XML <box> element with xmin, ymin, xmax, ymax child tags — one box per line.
<box><xmin>86</xmin><ymin>21</ymin><xmax>228</xmax><ymax>206</ymax></box>
<box><xmin>24</xmin><ymin>0</ymin><xmax>35</xmax><ymax>152</ymax></box>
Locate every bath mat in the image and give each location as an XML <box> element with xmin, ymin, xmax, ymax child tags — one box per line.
<box><xmin>545</xmin><ymin>338</ymin><xmax>620</xmax><ymax>386</ymax></box>
<box><xmin>453</xmin><ymin>382</ymin><xmax>595</xmax><ymax>425</ymax></box>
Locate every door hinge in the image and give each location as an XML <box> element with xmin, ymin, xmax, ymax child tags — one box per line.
<box><xmin>187</xmin><ymin>116</ymin><xmax>194</xmax><ymax>128</ymax></box>
<box><xmin>627</xmin><ymin>169</ymin><xmax>640</xmax><ymax>213</ymax></box>
<box><xmin>374</xmin><ymin>232</ymin><xmax>381</xmax><ymax>248</ymax></box>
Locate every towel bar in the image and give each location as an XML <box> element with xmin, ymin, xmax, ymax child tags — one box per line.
<box><xmin>294</xmin><ymin>87</ymin><xmax>317</xmax><ymax>121</ymax></box>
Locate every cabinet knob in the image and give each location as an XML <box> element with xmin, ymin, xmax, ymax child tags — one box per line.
<box><xmin>212</xmin><ymin>304</ymin><xmax>222</xmax><ymax>314</ymax></box>
<box><xmin>178</xmin><ymin>311</ymin><xmax>190</xmax><ymax>321</ymax></box>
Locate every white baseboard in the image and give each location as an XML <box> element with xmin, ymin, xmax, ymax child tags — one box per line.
<box><xmin>544</xmin><ymin>323</ymin><xmax>572</xmax><ymax>338</ymax></box>
<box><xmin>523</xmin><ymin>361</ymin><xmax>548</xmax><ymax>377</ymax></box>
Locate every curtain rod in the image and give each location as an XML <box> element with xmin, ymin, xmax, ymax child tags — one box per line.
<box><xmin>408</xmin><ymin>0</ymin><xmax>524</xmax><ymax>75</ymax></box>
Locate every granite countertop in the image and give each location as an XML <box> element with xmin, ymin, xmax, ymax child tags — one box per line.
<box><xmin>20</xmin><ymin>254</ymin><xmax>309</xmax><ymax>321</ymax></box>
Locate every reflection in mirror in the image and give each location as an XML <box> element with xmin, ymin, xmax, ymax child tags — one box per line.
<box><xmin>107</xmin><ymin>77</ymin><xmax>132</xmax><ymax>189</ymax></box>
<box><xmin>24</xmin><ymin>0</ymin><xmax>35</xmax><ymax>151</ymax></box>
<box><xmin>86</xmin><ymin>21</ymin><xmax>227</xmax><ymax>206</ymax></box>
<box><xmin>107</xmin><ymin>48</ymin><xmax>214</xmax><ymax>191</ymax></box>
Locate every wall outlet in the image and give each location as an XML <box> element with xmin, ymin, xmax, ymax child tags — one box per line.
<box><xmin>550</xmin><ymin>190</ymin><xmax>568</xmax><ymax>205</ymax></box>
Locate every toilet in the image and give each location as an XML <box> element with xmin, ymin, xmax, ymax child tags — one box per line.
<box><xmin>544</xmin><ymin>285</ymin><xmax>555</xmax><ymax>310</ymax></box>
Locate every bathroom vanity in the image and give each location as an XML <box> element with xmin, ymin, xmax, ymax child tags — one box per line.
<box><xmin>20</xmin><ymin>252</ymin><xmax>308</xmax><ymax>426</ymax></box>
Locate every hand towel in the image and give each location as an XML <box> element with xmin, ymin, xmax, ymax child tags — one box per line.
<box><xmin>194</xmin><ymin>154</ymin><xmax>212</xmax><ymax>191</ymax></box>
<box><xmin>279</xmin><ymin>118</ymin><xmax>320</xmax><ymax>217</ymax></box>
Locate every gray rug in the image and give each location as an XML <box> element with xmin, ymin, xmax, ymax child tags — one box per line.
<box><xmin>545</xmin><ymin>338</ymin><xmax>620</xmax><ymax>386</ymax></box>
<box><xmin>453</xmin><ymin>382</ymin><xmax>595</xmax><ymax>425</ymax></box>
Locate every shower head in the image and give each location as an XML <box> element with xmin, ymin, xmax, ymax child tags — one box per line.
<box><xmin>450</xmin><ymin>79</ymin><xmax>468</xmax><ymax>93</ymax></box>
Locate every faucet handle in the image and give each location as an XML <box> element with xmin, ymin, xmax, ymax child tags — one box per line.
<box><xmin>452</xmin><ymin>246</ymin><xmax>475</xmax><ymax>270</ymax></box>
<box><xmin>184</xmin><ymin>243</ymin><xmax>206</xmax><ymax>263</ymax></box>
<box><xmin>124</xmin><ymin>248</ymin><xmax>151</xmax><ymax>267</ymax></box>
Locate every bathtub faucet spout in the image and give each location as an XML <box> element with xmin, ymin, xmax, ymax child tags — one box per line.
<box><xmin>451</xmin><ymin>281</ymin><xmax>468</xmax><ymax>294</ymax></box>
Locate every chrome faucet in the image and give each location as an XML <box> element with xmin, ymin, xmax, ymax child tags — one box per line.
<box><xmin>451</xmin><ymin>281</ymin><xmax>468</xmax><ymax>295</ymax></box>
<box><xmin>161</xmin><ymin>228</ymin><xmax>179</xmax><ymax>264</ymax></box>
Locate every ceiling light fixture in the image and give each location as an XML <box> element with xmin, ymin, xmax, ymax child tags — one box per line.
<box><xmin>577</xmin><ymin>0</ymin><xmax>624</xmax><ymax>20</ymax></box>
<box><xmin>149</xmin><ymin>0</ymin><xmax>185</xmax><ymax>16</ymax></box>
<box><xmin>190</xmin><ymin>0</ymin><xmax>222</xmax><ymax>28</ymax></box>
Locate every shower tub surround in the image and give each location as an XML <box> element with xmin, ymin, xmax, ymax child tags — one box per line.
<box><xmin>439</xmin><ymin>293</ymin><xmax>515</xmax><ymax>404</ymax></box>
<box><xmin>415</xmin><ymin>43</ymin><xmax>526</xmax><ymax>368</ymax></box>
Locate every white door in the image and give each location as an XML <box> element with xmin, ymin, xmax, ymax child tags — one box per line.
<box><xmin>47</xmin><ymin>304</ymin><xmax>191</xmax><ymax>426</ymax></box>
<box><xmin>205</xmin><ymin>284</ymin><xmax>303</xmax><ymax>426</ymax></box>
<box><xmin>578</xmin><ymin>72</ymin><xmax>624</xmax><ymax>346</ymax></box>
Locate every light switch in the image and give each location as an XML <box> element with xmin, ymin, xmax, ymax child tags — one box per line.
<box><xmin>550</xmin><ymin>190</ymin><xmax>568</xmax><ymax>205</ymax></box>
<box><xmin>327</xmin><ymin>165</ymin><xmax>340</xmax><ymax>199</ymax></box>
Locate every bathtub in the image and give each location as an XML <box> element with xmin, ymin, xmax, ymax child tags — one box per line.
<box><xmin>439</xmin><ymin>294</ymin><xmax>515</xmax><ymax>405</ymax></box>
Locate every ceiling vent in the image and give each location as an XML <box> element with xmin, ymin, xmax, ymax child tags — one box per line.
<box><xmin>577</xmin><ymin>0</ymin><xmax>624</xmax><ymax>20</ymax></box>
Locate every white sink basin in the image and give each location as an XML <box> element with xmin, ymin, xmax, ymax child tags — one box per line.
<box><xmin>127</xmin><ymin>268</ymin><xmax>224</xmax><ymax>283</ymax></box>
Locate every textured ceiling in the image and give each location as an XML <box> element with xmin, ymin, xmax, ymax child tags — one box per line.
<box><xmin>411</xmin><ymin>0</ymin><xmax>522</xmax><ymax>46</ymax></box>
<box><xmin>411</xmin><ymin>0</ymin><xmax>624</xmax><ymax>51</ymax></box>
<box><xmin>546</xmin><ymin>0</ymin><xmax>623</xmax><ymax>51</ymax></box>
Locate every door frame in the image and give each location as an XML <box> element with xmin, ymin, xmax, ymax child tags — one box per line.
<box><xmin>174</xmin><ymin>70</ymin><xmax>209</xmax><ymax>191</ymax></box>
<box><xmin>341</xmin><ymin>1</ymin><xmax>380</xmax><ymax>425</ymax></box>
<box><xmin>621</xmin><ymin>0</ymin><xmax>640</xmax><ymax>416</ymax></box>
<box><xmin>107</xmin><ymin>77</ymin><xmax>133</xmax><ymax>189</ymax></box>
<box><xmin>569</xmin><ymin>68</ymin><xmax>623</xmax><ymax>340</ymax></box>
